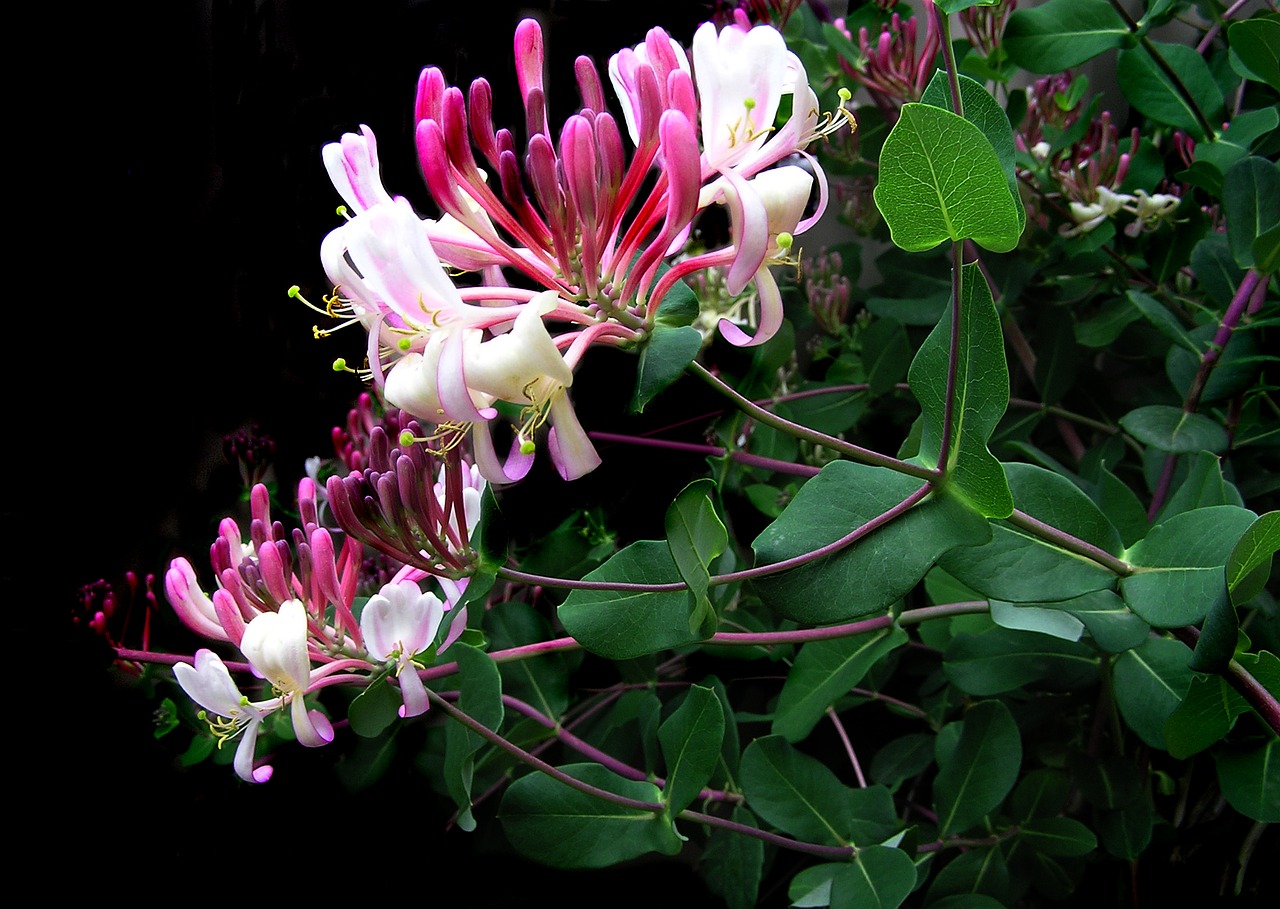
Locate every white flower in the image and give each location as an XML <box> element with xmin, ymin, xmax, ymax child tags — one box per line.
<box><xmin>174</xmin><ymin>649</ymin><xmax>281</xmax><ymax>783</ymax></box>
<box><xmin>360</xmin><ymin>580</ymin><xmax>447</xmax><ymax>718</ymax></box>
<box><xmin>239</xmin><ymin>601</ymin><xmax>334</xmax><ymax>748</ymax></box>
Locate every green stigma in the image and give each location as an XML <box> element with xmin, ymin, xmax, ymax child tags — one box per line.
<box><xmin>519</xmin><ymin>438</ymin><xmax>537</xmax><ymax>455</ymax></box>
<box><xmin>777</xmin><ymin>232</ymin><xmax>794</xmax><ymax>250</ymax></box>
<box><xmin>397</xmin><ymin>337</ymin><xmax>412</xmax><ymax>352</ymax></box>
<box><xmin>288</xmin><ymin>285</ymin><xmax>301</xmax><ymax>298</ymax></box>
<box><xmin>743</xmin><ymin>97</ymin><xmax>756</xmax><ymax>111</ymax></box>
<box><xmin>333</xmin><ymin>358</ymin><xmax>348</xmax><ymax>372</ymax></box>
<box><xmin>399</xmin><ymin>430</ymin><xmax>416</xmax><ymax>448</ymax></box>
<box><xmin>838</xmin><ymin>87</ymin><xmax>852</xmax><ymax>103</ymax></box>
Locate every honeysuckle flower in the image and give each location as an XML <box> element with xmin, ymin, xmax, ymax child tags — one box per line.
<box><xmin>327</xmin><ymin>424</ymin><xmax>490</xmax><ymax>575</ymax></box>
<box><xmin>304</xmin><ymin>14</ymin><xmax>851</xmax><ymax>481</ymax></box>
<box><xmin>1123</xmin><ymin>190</ymin><xmax>1181</xmax><ymax>236</ymax></box>
<box><xmin>461</xmin><ymin>293</ymin><xmax>598</xmax><ymax>472</ymax></box>
<box><xmin>165</xmin><ymin>558</ymin><xmax>232</xmax><ymax>643</ymax></box>
<box><xmin>239</xmin><ymin>600</ymin><xmax>335</xmax><ymax>748</ymax></box>
<box><xmin>1063</xmin><ymin>185</ymin><xmax>1131</xmax><ymax>237</ymax></box>
<box><xmin>173</xmin><ymin>649</ymin><xmax>281</xmax><ymax>783</ymax></box>
<box><xmin>164</xmin><ymin>479</ymin><xmax>365</xmax><ymax>650</ymax></box>
<box><xmin>837</xmin><ymin>5</ymin><xmax>941</xmax><ymax>120</ymax></box>
<box><xmin>360</xmin><ymin>580</ymin><xmax>448</xmax><ymax>718</ymax></box>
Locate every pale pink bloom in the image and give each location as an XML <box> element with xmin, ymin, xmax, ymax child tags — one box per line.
<box><xmin>173</xmin><ymin>649</ymin><xmax>281</xmax><ymax>783</ymax></box>
<box><xmin>360</xmin><ymin>580</ymin><xmax>448</xmax><ymax>718</ymax></box>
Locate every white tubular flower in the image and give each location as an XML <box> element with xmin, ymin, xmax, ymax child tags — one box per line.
<box><xmin>462</xmin><ymin>292</ymin><xmax>600</xmax><ymax>479</ymax></box>
<box><xmin>239</xmin><ymin>600</ymin><xmax>334</xmax><ymax>748</ymax></box>
<box><xmin>360</xmin><ymin>580</ymin><xmax>447</xmax><ymax>718</ymax></box>
<box><xmin>692</xmin><ymin>20</ymin><xmax>790</xmax><ymax>171</ymax></box>
<box><xmin>174</xmin><ymin>649</ymin><xmax>281</xmax><ymax>783</ymax></box>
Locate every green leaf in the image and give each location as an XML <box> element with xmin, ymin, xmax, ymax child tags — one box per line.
<box><xmin>926</xmin><ymin>846</ymin><xmax>1011</xmax><ymax>905</ymax></box>
<box><xmin>940</xmin><ymin>463</ymin><xmax>1122</xmax><ymax>603</ymax></box>
<box><xmin>829</xmin><ymin>846</ymin><xmax>918</xmax><ymax>909</ymax></box>
<box><xmin>632</xmin><ymin>326</ymin><xmax>701</xmax><ymax>414</ymax></box>
<box><xmin>487</xmin><ymin>600</ymin><xmax>575</xmax><ymax>721</ymax></box>
<box><xmin>658</xmin><ymin>684</ymin><xmax>724</xmax><ymax>816</ymax></box>
<box><xmin>871</xmin><ymin>733</ymin><xmax>936</xmax><ymax>792</ymax></box>
<box><xmin>1227</xmin><ymin>511</ymin><xmax>1280</xmax><ymax>606</ymax></box>
<box><xmin>1126</xmin><ymin>289</ymin><xmax>1198</xmax><ymax>354</ymax></box>
<box><xmin>1191</xmin><ymin>232</ymin><xmax>1246</xmax><ymax>308</ymax></box>
<box><xmin>1011</xmin><ymin>768</ymin><xmax>1071</xmax><ymax>820</ymax></box>
<box><xmin>1075</xmin><ymin>296</ymin><xmax>1142</xmax><ymax>348</ymax></box>
<box><xmin>1116</xmin><ymin>42</ymin><xmax>1224</xmax><ymax>140</ymax></box>
<box><xmin>498</xmin><ymin>763</ymin><xmax>680</xmax><ymax>867</ymax></box>
<box><xmin>443</xmin><ymin>643</ymin><xmax>504</xmax><ymax>831</ymax></box>
<box><xmin>1228</xmin><ymin>18</ymin><xmax>1280</xmax><ymax>91</ymax></box>
<box><xmin>665</xmin><ymin>479</ymin><xmax>728</xmax><ymax>638</ymax></box>
<box><xmin>862</xmin><ymin>317</ymin><xmax>912</xmax><ymax>396</ymax></box>
<box><xmin>702</xmin><ymin>804</ymin><xmax>764</xmax><ymax>909</ymax></box>
<box><xmin>1056</xmin><ymin>589</ymin><xmax>1151</xmax><ymax>653</ymax></box>
<box><xmin>558</xmin><ymin>541</ymin><xmax>700</xmax><ymax>660</ymax></box>
<box><xmin>1213</xmin><ymin>738</ymin><xmax>1280</xmax><ymax>822</ymax></box>
<box><xmin>771</xmin><ymin>624</ymin><xmax>910</xmax><ymax>742</ymax></box>
<box><xmin>1120</xmin><ymin>505</ymin><xmax>1258</xmax><ymax>626</ymax></box>
<box><xmin>920</xmin><ymin>72</ymin><xmax>1026</xmax><ymax>236</ymax></box>
<box><xmin>1223</xmin><ymin>157</ymin><xmax>1280</xmax><ymax>269</ymax></box>
<box><xmin>1255</xmin><ymin>222</ymin><xmax>1280</xmax><ymax>274</ymax></box>
<box><xmin>933</xmin><ymin>700</ymin><xmax>1021</xmax><ymax>835</ymax></box>
<box><xmin>935</xmin><ymin>0</ymin><xmax>1000</xmax><ymax>13</ymax></box>
<box><xmin>1112</xmin><ymin>636</ymin><xmax>1195</xmax><ymax>750</ymax></box>
<box><xmin>1155</xmin><ymin>450</ymin><xmax>1246</xmax><ymax>521</ymax></box>
<box><xmin>1098</xmin><ymin>800</ymin><xmax>1154</xmax><ymax>860</ymax></box>
<box><xmin>1164</xmin><ymin>673</ymin><xmax>1248</xmax><ymax>758</ymax></box>
<box><xmin>989</xmin><ymin>600</ymin><xmax>1084</xmax><ymax>642</ymax></box>
<box><xmin>751</xmin><ymin>462</ymin><xmax>990</xmax><ymax>625</ymax></box>
<box><xmin>1018</xmin><ymin>818</ymin><xmax>1098</xmax><ymax>857</ymax></box>
<box><xmin>1177</xmin><ymin>159</ymin><xmax>1224</xmax><ymax>197</ymax></box>
<box><xmin>740</xmin><ymin>736</ymin><xmax>898</xmax><ymax>845</ymax></box>
<box><xmin>945</xmin><ymin>627</ymin><xmax>1099</xmax><ymax>695</ymax></box>
<box><xmin>1119</xmin><ymin>405</ymin><xmax>1229</xmax><ymax>454</ymax></box>
<box><xmin>1188</xmin><ymin>590</ymin><xmax>1239</xmax><ymax>673</ymax></box>
<box><xmin>873</xmin><ymin>103</ymin><xmax>1023</xmax><ymax>253</ymax></box>
<box><xmin>908</xmin><ymin>264</ymin><xmax>1014</xmax><ymax>518</ymax></box>
<box><xmin>347</xmin><ymin>676</ymin><xmax>402</xmax><ymax>738</ymax></box>
<box><xmin>631</xmin><ymin>275</ymin><xmax>701</xmax><ymax>413</ymax></box>
<box><xmin>1195</xmin><ymin>108</ymin><xmax>1280</xmax><ymax>174</ymax></box>
<box><xmin>1004</xmin><ymin>0</ymin><xmax>1133</xmax><ymax>73</ymax></box>
<box><xmin>1068</xmin><ymin>752</ymin><xmax>1144</xmax><ymax>810</ymax></box>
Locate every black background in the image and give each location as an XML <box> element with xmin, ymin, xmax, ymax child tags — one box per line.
<box><xmin>60</xmin><ymin>1</ymin><xmax>745</xmax><ymax>898</ymax></box>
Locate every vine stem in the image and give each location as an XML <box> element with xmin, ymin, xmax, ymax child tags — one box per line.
<box><xmin>1226</xmin><ymin>657</ymin><xmax>1280</xmax><ymax>736</ymax></box>
<box><xmin>1105</xmin><ymin>0</ymin><xmax>1217</xmax><ymax>139</ymax></box>
<box><xmin>687</xmin><ymin>361</ymin><xmax>938</xmax><ymax>481</ymax></box>
<box><xmin>425</xmin><ymin>687</ymin><xmax>666</xmax><ymax>813</ymax></box>
<box><xmin>1005</xmin><ymin>509</ymin><xmax>1134</xmax><ymax>576</ymax></box>
<box><xmin>1147</xmin><ymin>267</ymin><xmax>1264</xmax><ymax>518</ymax></box>
<box><xmin>588</xmin><ymin>430</ymin><xmax>820</xmax><ymax>478</ymax></box>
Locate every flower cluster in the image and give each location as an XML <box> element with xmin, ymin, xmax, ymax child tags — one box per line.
<box><xmin>298</xmin><ymin>13</ymin><xmax>850</xmax><ymax>485</ymax></box>
<box><xmin>165</xmin><ymin>451</ymin><xmax>479</xmax><ymax>782</ymax></box>
<box><xmin>835</xmin><ymin>4</ymin><xmax>941</xmax><ymax>119</ymax></box>
<box><xmin>1018</xmin><ymin>90</ymin><xmax>1181</xmax><ymax>238</ymax></box>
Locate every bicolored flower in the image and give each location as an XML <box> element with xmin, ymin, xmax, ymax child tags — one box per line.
<box><xmin>174</xmin><ymin>649</ymin><xmax>281</xmax><ymax>783</ymax></box>
<box><xmin>239</xmin><ymin>600</ymin><xmax>335</xmax><ymax>748</ymax></box>
<box><xmin>360</xmin><ymin>580</ymin><xmax>448</xmax><ymax>718</ymax></box>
